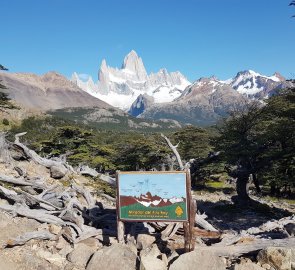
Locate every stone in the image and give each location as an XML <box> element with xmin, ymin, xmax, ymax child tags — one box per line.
<box><xmin>140</xmin><ymin>256</ymin><xmax>166</xmax><ymax>270</ymax></box>
<box><xmin>137</xmin><ymin>234</ymin><xmax>156</xmax><ymax>250</ymax></box>
<box><xmin>257</xmin><ymin>247</ymin><xmax>292</xmax><ymax>270</ymax></box>
<box><xmin>169</xmin><ymin>250</ymin><xmax>226</xmax><ymax>270</ymax></box>
<box><xmin>50</xmin><ymin>165</ymin><xmax>67</xmax><ymax>179</ymax></box>
<box><xmin>261</xmin><ymin>263</ymin><xmax>271</xmax><ymax>269</ymax></box>
<box><xmin>86</xmin><ymin>243</ymin><xmax>137</xmax><ymax>270</ymax></box>
<box><xmin>234</xmin><ymin>262</ymin><xmax>265</xmax><ymax>270</ymax></box>
<box><xmin>79</xmin><ymin>237</ymin><xmax>102</xmax><ymax>250</ymax></box>
<box><xmin>67</xmin><ymin>243</ymin><xmax>95</xmax><ymax>268</ymax></box>
<box><xmin>58</xmin><ymin>245</ymin><xmax>73</xmax><ymax>258</ymax></box>
<box><xmin>36</xmin><ymin>249</ymin><xmax>66</xmax><ymax>268</ymax></box>
<box><xmin>284</xmin><ymin>223</ymin><xmax>295</xmax><ymax>237</ymax></box>
<box><xmin>161</xmin><ymin>253</ymin><xmax>168</xmax><ymax>267</ymax></box>
<box><xmin>140</xmin><ymin>244</ymin><xmax>166</xmax><ymax>270</ymax></box>
<box><xmin>49</xmin><ymin>224</ymin><xmax>62</xmax><ymax>235</ymax></box>
<box><xmin>56</xmin><ymin>236</ymin><xmax>69</xmax><ymax>250</ymax></box>
<box><xmin>168</xmin><ymin>250</ymin><xmax>179</xmax><ymax>264</ymax></box>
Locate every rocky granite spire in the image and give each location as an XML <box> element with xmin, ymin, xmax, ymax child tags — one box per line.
<box><xmin>121</xmin><ymin>50</ymin><xmax>148</xmax><ymax>81</ymax></box>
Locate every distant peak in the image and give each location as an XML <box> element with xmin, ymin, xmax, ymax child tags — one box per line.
<box><xmin>121</xmin><ymin>50</ymin><xmax>147</xmax><ymax>80</ymax></box>
<box><xmin>236</xmin><ymin>70</ymin><xmax>261</xmax><ymax>77</ymax></box>
<box><xmin>42</xmin><ymin>71</ymin><xmax>65</xmax><ymax>79</ymax></box>
<box><xmin>127</xmin><ymin>50</ymin><xmax>138</xmax><ymax>57</ymax></box>
<box><xmin>100</xmin><ymin>59</ymin><xmax>108</xmax><ymax>69</ymax></box>
<box><xmin>273</xmin><ymin>72</ymin><xmax>285</xmax><ymax>81</ymax></box>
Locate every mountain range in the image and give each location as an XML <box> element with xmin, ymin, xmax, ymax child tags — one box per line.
<box><xmin>1</xmin><ymin>50</ymin><xmax>293</xmax><ymax>128</ymax></box>
<box><xmin>71</xmin><ymin>50</ymin><xmax>190</xmax><ymax>110</ymax></box>
<box><xmin>71</xmin><ymin>50</ymin><xmax>292</xmax><ymax>125</ymax></box>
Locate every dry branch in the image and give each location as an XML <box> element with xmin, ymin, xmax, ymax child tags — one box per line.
<box><xmin>198</xmin><ymin>238</ymin><xmax>295</xmax><ymax>257</ymax></box>
<box><xmin>2</xmin><ymin>231</ymin><xmax>55</xmax><ymax>248</ymax></box>
<box><xmin>161</xmin><ymin>133</ymin><xmax>184</xmax><ymax>170</ymax></box>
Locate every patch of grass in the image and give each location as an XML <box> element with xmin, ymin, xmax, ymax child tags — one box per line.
<box><xmin>89</xmin><ymin>178</ymin><xmax>116</xmax><ymax>198</ymax></box>
<box><xmin>193</xmin><ymin>181</ymin><xmax>235</xmax><ymax>195</ymax></box>
<box><xmin>206</xmin><ymin>181</ymin><xmax>226</xmax><ymax>189</ymax></box>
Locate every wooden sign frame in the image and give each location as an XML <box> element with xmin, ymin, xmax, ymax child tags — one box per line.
<box><xmin>116</xmin><ymin>169</ymin><xmax>195</xmax><ymax>252</ymax></box>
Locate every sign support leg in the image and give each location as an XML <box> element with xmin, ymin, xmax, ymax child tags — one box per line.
<box><xmin>117</xmin><ymin>220</ymin><xmax>125</xmax><ymax>244</ymax></box>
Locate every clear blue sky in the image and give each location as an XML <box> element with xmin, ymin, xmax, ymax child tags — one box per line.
<box><xmin>1</xmin><ymin>0</ymin><xmax>294</xmax><ymax>81</ymax></box>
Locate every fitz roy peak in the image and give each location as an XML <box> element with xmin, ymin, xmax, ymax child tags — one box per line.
<box><xmin>71</xmin><ymin>50</ymin><xmax>191</xmax><ymax>109</ymax></box>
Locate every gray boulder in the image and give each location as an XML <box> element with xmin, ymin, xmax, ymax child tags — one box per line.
<box><xmin>169</xmin><ymin>250</ymin><xmax>226</xmax><ymax>270</ymax></box>
<box><xmin>86</xmin><ymin>244</ymin><xmax>137</xmax><ymax>270</ymax></box>
<box><xmin>67</xmin><ymin>243</ymin><xmax>96</xmax><ymax>268</ymax></box>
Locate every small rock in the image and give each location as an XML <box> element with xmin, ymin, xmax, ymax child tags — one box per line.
<box><xmin>37</xmin><ymin>249</ymin><xmax>66</xmax><ymax>268</ymax></box>
<box><xmin>79</xmin><ymin>237</ymin><xmax>102</xmax><ymax>250</ymax></box>
<box><xmin>56</xmin><ymin>236</ymin><xmax>69</xmax><ymax>250</ymax></box>
<box><xmin>59</xmin><ymin>244</ymin><xmax>73</xmax><ymax>258</ymax></box>
<box><xmin>86</xmin><ymin>243</ymin><xmax>137</xmax><ymax>270</ymax></box>
<box><xmin>261</xmin><ymin>263</ymin><xmax>271</xmax><ymax>269</ymax></box>
<box><xmin>137</xmin><ymin>234</ymin><xmax>156</xmax><ymax>250</ymax></box>
<box><xmin>50</xmin><ymin>165</ymin><xmax>67</xmax><ymax>179</ymax></box>
<box><xmin>257</xmin><ymin>247</ymin><xmax>292</xmax><ymax>270</ymax></box>
<box><xmin>64</xmin><ymin>262</ymin><xmax>81</xmax><ymax>270</ymax></box>
<box><xmin>67</xmin><ymin>243</ymin><xmax>95</xmax><ymax>268</ymax></box>
<box><xmin>49</xmin><ymin>224</ymin><xmax>62</xmax><ymax>235</ymax></box>
<box><xmin>234</xmin><ymin>262</ymin><xmax>264</xmax><ymax>270</ymax></box>
<box><xmin>284</xmin><ymin>223</ymin><xmax>295</xmax><ymax>237</ymax></box>
<box><xmin>140</xmin><ymin>244</ymin><xmax>161</xmax><ymax>258</ymax></box>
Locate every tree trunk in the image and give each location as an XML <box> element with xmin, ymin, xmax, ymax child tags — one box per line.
<box><xmin>236</xmin><ymin>174</ymin><xmax>250</xmax><ymax>202</ymax></box>
<box><xmin>252</xmin><ymin>173</ymin><xmax>261</xmax><ymax>193</ymax></box>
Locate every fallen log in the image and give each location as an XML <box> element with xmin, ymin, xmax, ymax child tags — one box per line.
<box><xmin>195</xmin><ymin>212</ymin><xmax>218</xmax><ymax>232</ymax></box>
<box><xmin>198</xmin><ymin>238</ymin><xmax>295</xmax><ymax>257</ymax></box>
<box><xmin>0</xmin><ymin>174</ymin><xmax>44</xmax><ymax>187</ymax></box>
<box><xmin>13</xmin><ymin>132</ymin><xmax>71</xmax><ymax>178</ymax></box>
<box><xmin>193</xmin><ymin>227</ymin><xmax>221</xmax><ymax>238</ymax></box>
<box><xmin>0</xmin><ymin>203</ymin><xmax>82</xmax><ymax>234</ymax></box>
<box><xmin>2</xmin><ymin>231</ymin><xmax>55</xmax><ymax>249</ymax></box>
<box><xmin>72</xmin><ymin>184</ymin><xmax>95</xmax><ymax>208</ymax></box>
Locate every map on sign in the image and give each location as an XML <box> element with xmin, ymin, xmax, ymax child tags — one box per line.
<box><xmin>117</xmin><ymin>171</ymin><xmax>188</xmax><ymax>221</ymax></box>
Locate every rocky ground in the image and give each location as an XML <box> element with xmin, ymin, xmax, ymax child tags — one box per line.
<box><xmin>0</xmin><ymin>134</ymin><xmax>294</xmax><ymax>270</ymax></box>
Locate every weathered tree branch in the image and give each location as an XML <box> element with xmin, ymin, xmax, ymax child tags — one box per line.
<box><xmin>161</xmin><ymin>133</ymin><xmax>184</xmax><ymax>170</ymax></box>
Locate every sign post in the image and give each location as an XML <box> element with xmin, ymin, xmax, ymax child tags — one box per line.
<box><xmin>116</xmin><ymin>170</ymin><xmax>195</xmax><ymax>252</ymax></box>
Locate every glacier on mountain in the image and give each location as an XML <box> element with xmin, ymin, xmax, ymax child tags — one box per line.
<box><xmin>71</xmin><ymin>50</ymin><xmax>190</xmax><ymax>109</ymax></box>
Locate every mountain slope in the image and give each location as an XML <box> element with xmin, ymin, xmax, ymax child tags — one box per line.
<box><xmin>140</xmin><ymin>77</ymin><xmax>247</xmax><ymax>126</ymax></box>
<box><xmin>0</xmin><ymin>71</ymin><xmax>111</xmax><ymax>111</ymax></box>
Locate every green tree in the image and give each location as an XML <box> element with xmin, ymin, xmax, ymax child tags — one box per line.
<box><xmin>0</xmin><ymin>65</ymin><xmax>16</xmax><ymax>110</ymax></box>
<box><xmin>216</xmin><ymin>102</ymin><xmax>265</xmax><ymax>202</ymax></box>
<box><xmin>216</xmin><ymin>88</ymin><xmax>295</xmax><ymax>202</ymax></box>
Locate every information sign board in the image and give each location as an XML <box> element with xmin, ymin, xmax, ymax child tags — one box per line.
<box><xmin>117</xmin><ymin>171</ymin><xmax>188</xmax><ymax>222</ymax></box>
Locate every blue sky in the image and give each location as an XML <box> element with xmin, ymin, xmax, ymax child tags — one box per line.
<box><xmin>119</xmin><ymin>172</ymin><xmax>187</xmax><ymax>198</ymax></box>
<box><xmin>1</xmin><ymin>0</ymin><xmax>294</xmax><ymax>81</ymax></box>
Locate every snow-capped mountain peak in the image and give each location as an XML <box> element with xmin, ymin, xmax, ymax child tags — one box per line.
<box><xmin>230</xmin><ymin>69</ymin><xmax>288</xmax><ymax>96</ymax></box>
<box><xmin>72</xmin><ymin>50</ymin><xmax>191</xmax><ymax>110</ymax></box>
<box><xmin>121</xmin><ymin>50</ymin><xmax>147</xmax><ymax>81</ymax></box>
